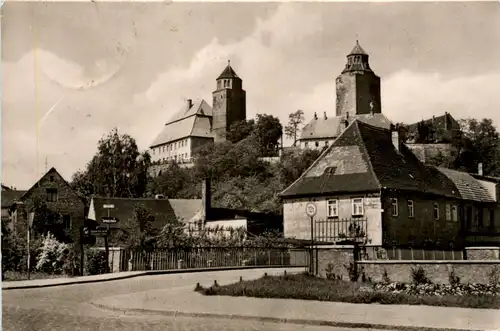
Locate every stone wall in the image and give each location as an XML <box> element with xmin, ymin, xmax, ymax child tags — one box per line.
<box><xmin>316</xmin><ymin>246</ymin><xmax>355</xmax><ymax>279</ymax></box>
<box><xmin>406</xmin><ymin>143</ymin><xmax>454</xmax><ymax>164</ymax></box>
<box><xmin>465</xmin><ymin>247</ymin><xmax>500</xmax><ymax>260</ymax></box>
<box><xmin>358</xmin><ymin>260</ymin><xmax>500</xmax><ymax>285</ymax></box>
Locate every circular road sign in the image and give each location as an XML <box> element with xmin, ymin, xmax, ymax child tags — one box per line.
<box><xmin>305</xmin><ymin>202</ymin><xmax>317</xmax><ymax>217</ymax></box>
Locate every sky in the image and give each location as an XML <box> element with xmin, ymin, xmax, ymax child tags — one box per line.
<box><xmin>2</xmin><ymin>2</ymin><xmax>500</xmax><ymax>190</ymax></box>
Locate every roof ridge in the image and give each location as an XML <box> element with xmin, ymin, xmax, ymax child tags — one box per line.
<box><xmin>279</xmin><ymin>120</ymin><xmax>359</xmax><ymax>197</ymax></box>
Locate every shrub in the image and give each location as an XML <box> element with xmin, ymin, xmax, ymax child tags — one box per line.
<box><xmin>448</xmin><ymin>268</ymin><xmax>460</xmax><ymax>285</ymax></box>
<box><xmin>325</xmin><ymin>263</ymin><xmax>335</xmax><ymax>280</ymax></box>
<box><xmin>344</xmin><ymin>262</ymin><xmax>363</xmax><ymax>282</ymax></box>
<box><xmin>382</xmin><ymin>269</ymin><xmax>391</xmax><ymax>284</ymax></box>
<box><xmin>35</xmin><ymin>233</ymin><xmax>71</xmax><ymax>275</ymax></box>
<box><xmin>411</xmin><ymin>266</ymin><xmax>431</xmax><ymax>285</ymax></box>
<box><xmin>86</xmin><ymin>249</ymin><xmax>108</xmax><ymax>275</ymax></box>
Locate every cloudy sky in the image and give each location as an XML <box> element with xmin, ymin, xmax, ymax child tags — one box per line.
<box><xmin>2</xmin><ymin>2</ymin><xmax>500</xmax><ymax>189</ymax></box>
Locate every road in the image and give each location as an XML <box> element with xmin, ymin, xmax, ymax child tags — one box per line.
<box><xmin>2</xmin><ymin>269</ymin><xmax>386</xmax><ymax>331</ymax></box>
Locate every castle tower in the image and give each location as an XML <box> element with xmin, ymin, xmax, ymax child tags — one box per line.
<box><xmin>212</xmin><ymin>61</ymin><xmax>246</xmax><ymax>142</ymax></box>
<box><xmin>335</xmin><ymin>41</ymin><xmax>381</xmax><ymax>117</ymax></box>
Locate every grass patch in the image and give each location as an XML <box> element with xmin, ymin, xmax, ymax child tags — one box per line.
<box><xmin>199</xmin><ymin>273</ymin><xmax>500</xmax><ymax>309</ymax></box>
<box><xmin>2</xmin><ymin>271</ymin><xmax>71</xmax><ymax>282</ymax></box>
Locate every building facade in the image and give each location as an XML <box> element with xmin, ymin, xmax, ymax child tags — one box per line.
<box><xmin>298</xmin><ymin>41</ymin><xmax>392</xmax><ymax>150</ymax></box>
<box><xmin>11</xmin><ymin>167</ymin><xmax>86</xmax><ymax>243</ymax></box>
<box><xmin>281</xmin><ymin>120</ymin><xmax>500</xmax><ymax>250</ymax></box>
<box><xmin>149</xmin><ymin>62</ymin><xmax>247</xmax><ymax>175</ymax></box>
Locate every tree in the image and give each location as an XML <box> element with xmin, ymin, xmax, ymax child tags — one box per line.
<box><xmin>147</xmin><ymin>162</ymin><xmax>199</xmax><ymax>199</ymax></box>
<box><xmin>284</xmin><ymin>110</ymin><xmax>305</xmax><ymax>147</ymax></box>
<box><xmin>456</xmin><ymin>118</ymin><xmax>500</xmax><ymax>176</ymax></box>
<box><xmin>71</xmin><ymin>128</ymin><xmax>151</xmax><ymax>204</ymax></box>
<box><xmin>278</xmin><ymin>148</ymin><xmax>322</xmax><ymax>187</ymax></box>
<box><xmin>118</xmin><ymin>204</ymin><xmax>159</xmax><ymax>251</ymax></box>
<box><xmin>227</xmin><ymin>119</ymin><xmax>255</xmax><ymax>143</ymax></box>
<box><xmin>252</xmin><ymin>114</ymin><xmax>283</xmax><ymax>157</ymax></box>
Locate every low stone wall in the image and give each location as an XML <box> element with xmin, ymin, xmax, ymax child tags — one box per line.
<box><xmin>465</xmin><ymin>247</ymin><xmax>500</xmax><ymax>260</ymax></box>
<box><xmin>316</xmin><ymin>246</ymin><xmax>354</xmax><ymax>279</ymax></box>
<box><xmin>358</xmin><ymin>261</ymin><xmax>500</xmax><ymax>284</ymax></box>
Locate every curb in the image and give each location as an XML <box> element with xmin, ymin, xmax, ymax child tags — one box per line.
<box><xmin>92</xmin><ymin>303</ymin><xmax>482</xmax><ymax>331</ymax></box>
<box><xmin>2</xmin><ymin>265</ymin><xmax>306</xmax><ymax>290</ymax></box>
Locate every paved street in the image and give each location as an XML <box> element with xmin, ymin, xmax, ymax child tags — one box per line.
<box><xmin>3</xmin><ymin>268</ymin><xmax>384</xmax><ymax>331</ymax></box>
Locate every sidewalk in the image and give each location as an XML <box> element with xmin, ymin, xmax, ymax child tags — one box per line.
<box><xmin>2</xmin><ymin>265</ymin><xmax>306</xmax><ymax>290</ymax></box>
<box><xmin>93</xmin><ymin>276</ymin><xmax>500</xmax><ymax>331</ymax></box>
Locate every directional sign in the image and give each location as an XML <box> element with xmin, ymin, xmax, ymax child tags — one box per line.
<box><xmin>83</xmin><ymin>227</ymin><xmax>90</xmax><ymax>236</ymax></box>
<box><xmin>90</xmin><ymin>227</ymin><xmax>110</xmax><ymax>236</ymax></box>
<box><xmin>305</xmin><ymin>202</ymin><xmax>317</xmax><ymax>217</ymax></box>
<box><xmin>103</xmin><ymin>204</ymin><xmax>115</xmax><ymax>209</ymax></box>
<box><xmin>102</xmin><ymin>216</ymin><xmax>119</xmax><ymax>224</ymax></box>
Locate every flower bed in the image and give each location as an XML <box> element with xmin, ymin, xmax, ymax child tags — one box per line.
<box><xmin>198</xmin><ymin>273</ymin><xmax>500</xmax><ymax>309</ymax></box>
<box><xmin>374</xmin><ymin>282</ymin><xmax>500</xmax><ymax>296</ymax></box>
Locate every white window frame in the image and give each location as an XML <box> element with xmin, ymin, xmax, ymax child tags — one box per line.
<box><xmin>352</xmin><ymin>198</ymin><xmax>364</xmax><ymax>216</ymax></box>
<box><xmin>390</xmin><ymin>198</ymin><xmax>398</xmax><ymax>217</ymax></box>
<box><xmin>433</xmin><ymin>203</ymin><xmax>439</xmax><ymax>220</ymax></box>
<box><xmin>407</xmin><ymin>200</ymin><xmax>414</xmax><ymax>218</ymax></box>
<box><xmin>445</xmin><ymin>204</ymin><xmax>451</xmax><ymax>221</ymax></box>
<box><xmin>327</xmin><ymin>199</ymin><xmax>339</xmax><ymax>218</ymax></box>
<box><xmin>451</xmin><ymin>205</ymin><xmax>458</xmax><ymax>222</ymax></box>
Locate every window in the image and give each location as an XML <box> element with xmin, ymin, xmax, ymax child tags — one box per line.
<box><xmin>407</xmin><ymin>200</ymin><xmax>414</xmax><ymax>218</ymax></box>
<box><xmin>63</xmin><ymin>215</ymin><xmax>71</xmax><ymax>230</ymax></box>
<box><xmin>46</xmin><ymin>188</ymin><xmax>58</xmax><ymax>202</ymax></box>
<box><xmin>433</xmin><ymin>203</ymin><xmax>439</xmax><ymax>220</ymax></box>
<box><xmin>315</xmin><ymin>141</ymin><xmax>319</xmax><ymax>148</ymax></box>
<box><xmin>478</xmin><ymin>208</ymin><xmax>484</xmax><ymax>228</ymax></box>
<box><xmin>451</xmin><ymin>205</ymin><xmax>458</xmax><ymax>222</ymax></box>
<box><xmin>49</xmin><ymin>176</ymin><xmax>55</xmax><ymax>182</ymax></box>
<box><xmin>152</xmin><ymin>149</ymin><xmax>155</xmax><ymax>155</ymax></box>
<box><xmin>445</xmin><ymin>204</ymin><xmax>451</xmax><ymax>221</ymax></box>
<box><xmin>305</xmin><ymin>142</ymin><xmax>309</xmax><ymax>148</ymax></box>
<box><xmin>352</xmin><ymin>198</ymin><xmax>364</xmax><ymax>216</ymax></box>
<box><xmin>390</xmin><ymin>198</ymin><xmax>398</xmax><ymax>217</ymax></box>
<box><xmin>490</xmin><ymin>209</ymin><xmax>495</xmax><ymax>228</ymax></box>
<box><xmin>327</xmin><ymin>199</ymin><xmax>338</xmax><ymax>218</ymax></box>
<box><xmin>325</xmin><ymin>141</ymin><xmax>329</xmax><ymax>147</ymax></box>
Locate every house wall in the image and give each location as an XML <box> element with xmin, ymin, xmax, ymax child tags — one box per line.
<box><xmin>299</xmin><ymin>139</ymin><xmax>334</xmax><ymax>150</ymax></box>
<box><xmin>16</xmin><ymin>170</ymin><xmax>85</xmax><ymax>242</ymax></box>
<box><xmin>283</xmin><ymin>194</ymin><xmax>383</xmax><ymax>245</ymax></box>
<box><xmin>205</xmin><ymin>218</ymin><xmax>247</xmax><ymax>232</ymax></box>
<box><xmin>381</xmin><ymin>192</ymin><xmax>463</xmax><ymax>248</ymax></box>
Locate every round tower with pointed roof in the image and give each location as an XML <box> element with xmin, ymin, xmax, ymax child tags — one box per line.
<box><xmin>212</xmin><ymin>60</ymin><xmax>247</xmax><ymax>142</ymax></box>
<box><xmin>335</xmin><ymin>41</ymin><xmax>381</xmax><ymax>117</ymax></box>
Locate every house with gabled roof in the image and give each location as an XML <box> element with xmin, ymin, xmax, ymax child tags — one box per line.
<box><xmin>280</xmin><ymin>119</ymin><xmax>500</xmax><ymax>250</ymax></box>
<box><xmin>10</xmin><ymin>167</ymin><xmax>86</xmax><ymax>243</ymax></box>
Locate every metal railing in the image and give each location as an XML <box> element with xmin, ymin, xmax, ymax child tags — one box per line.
<box><xmin>126</xmin><ymin>247</ymin><xmax>309</xmax><ymax>271</ymax></box>
<box><xmin>314</xmin><ymin>218</ymin><xmax>368</xmax><ymax>243</ymax></box>
<box><xmin>360</xmin><ymin>246</ymin><xmax>464</xmax><ymax>261</ymax></box>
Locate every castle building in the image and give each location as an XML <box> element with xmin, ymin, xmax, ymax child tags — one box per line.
<box><xmin>298</xmin><ymin>41</ymin><xmax>392</xmax><ymax>150</ymax></box>
<box><xmin>149</xmin><ymin>61</ymin><xmax>247</xmax><ymax>169</ymax></box>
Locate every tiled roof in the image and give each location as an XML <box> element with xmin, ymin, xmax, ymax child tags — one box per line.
<box><xmin>150</xmin><ymin>100</ymin><xmax>213</xmax><ymax>148</ymax></box>
<box><xmin>217</xmin><ymin>63</ymin><xmax>239</xmax><ymax>80</ymax></box>
<box><xmin>407</xmin><ymin>113</ymin><xmax>460</xmax><ymax>132</ymax></box>
<box><xmin>1</xmin><ymin>190</ymin><xmax>26</xmax><ymax>208</ymax></box>
<box><xmin>299</xmin><ymin>113</ymin><xmax>392</xmax><ymax>140</ymax></box>
<box><xmin>88</xmin><ymin>197</ymin><xmax>202</xmax><ymax>230</ymax></box>
<box><xmin>281</xmin><ymin>120</ymin><xmax>462</xmax><ymax>199</ymax></box>
<box><xmin>349</xmin><ymin>41</ymin><xmax>368</xmax><ymax>56</ymax></box>
<box><xmin>437</xmin><ymin>168</ymin><xmax>495</xmax><ymax>203</ymax></box>
<box><xmin>169</xmin><ymin>198</ymin><xmax>202</xmax><ymax>223</ymax></box>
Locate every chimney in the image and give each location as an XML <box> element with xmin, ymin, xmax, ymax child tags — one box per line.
<box><xmin>392</xmin><ymin>130</ymin><xmax>400</xmax><ymax>152</ymax></box>
<box><xmin>478</xmin><ymin>163</ymin><xmax>483</xmax><ymax>176</ymax></box>
<box><xmin>314</xmin><ymin>112</ymin><xmax>318</xmax><ymax>120</ymax></box>
<box><xmin>324</xmin><ymin>112</ymin><xmax>328</xmax><ymax>120</ymax></box>
<box><xmin>201</xmin><ymin>178</ymin><xmax>211</xmax><ymax>220</ymax></box>
<box><xmin>187</xmin><ymin>99</ymin><xmax>193</xmax><ymax>109</ymax></box>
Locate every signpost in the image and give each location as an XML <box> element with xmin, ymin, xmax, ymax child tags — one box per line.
<box><xmin>305</xmin><ymin>202</ymin><xmax>317</xmax><ymax>275</ymax></box>
<box><xmin>27</xmin><ymin>212</ymin><xmax>34</xmax><ymax>280</ymax></box>
<box><xmin>101</xmin><ymin>216</ymin><xmax>119</xmax><ymax>224</ymax></box>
